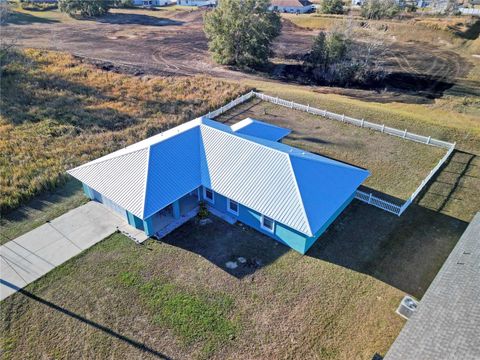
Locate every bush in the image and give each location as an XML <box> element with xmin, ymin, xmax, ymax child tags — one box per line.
<box><xmin>20</xmin><ymin>2</ymin><xmax>58</xmax><ymax>11</ymax></box>
<box><xmin>361</xmin><ymin>0</ymin><xmax>400</xmax><ymax>19</ymax></box>
<box><xmin>58</xmin><ymin>0</ymin><xmax>110</xmax><ymax>17</ymax></box>
<box><xmin>320</xmin><ymin>0</ymin><xmax>344</xmax><ymax>14</ymax></box>
<box><xmin>304</xmin><ymin>29</ymin><xmax>387</xmax><ymax>86</ymax></box>
<box><xmin>110</xmin><ymin>0</ymin><xmax>134</xmax><ymax>8</ymax></box>
<box><xmin>203</xmin><ymin>0</ymin><xmax>281</xmax><ymax>68</ymax></box>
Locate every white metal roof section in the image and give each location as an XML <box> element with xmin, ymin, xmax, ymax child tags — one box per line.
<box><xmin>200</xmin><ymin>124</ymin><xmax>311</xmax><ymax>235</ymax></box>
<box><xmin>67</xmin><ymin>147</ymin><xmax>149</xmax><ymax>218</ymax></box>
<box><xmin>230</xmin><ymin>118</ymin><xmax>292</xmax><ymax>142</ymax></box>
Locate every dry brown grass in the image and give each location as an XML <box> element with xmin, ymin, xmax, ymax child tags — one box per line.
<box><xmin>0</xmin><ymin>49</ymin><xmax>248</xmax><ymax>213</ymax></box>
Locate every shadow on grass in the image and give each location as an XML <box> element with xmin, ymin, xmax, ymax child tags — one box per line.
<box><xmin>5</xmin><ymin>11</ymin><xmax>59</xmax><ymax>25</ymax></box>
<box><xmin>306</xmin><ymin>200</ymin><xmax>467</xmax><ymax>299</ymax></box>
<box><xmin>0</xmin><ymin>279</ymin><xmax>172</xmax><ymax>359</ymax></box>
<box><xmin>159</xmin><ymin>217</ymin><xmax>289</xmax><ymax>279</ymax></box>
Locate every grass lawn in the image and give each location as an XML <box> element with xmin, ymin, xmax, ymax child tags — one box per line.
<box><xmin>0</xmin><ymin>197</ymin><xmax>468</xmax><ymax>359</ymax></box>
<box><xmin>216</xmin><ymin>98</ymin><xmax>447</xmax><ymax>202</ymax></box>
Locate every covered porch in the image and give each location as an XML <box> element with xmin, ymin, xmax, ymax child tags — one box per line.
<box><xmin>141</xmin><ymin>190</ymin><xmax>200</xmax><ymax>238</ymax></box>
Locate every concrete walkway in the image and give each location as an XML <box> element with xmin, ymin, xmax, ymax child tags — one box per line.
<box><xmin>0</xmin><ymin>202</ymin><xmax>139</xmax><ymax>301</ymax></box>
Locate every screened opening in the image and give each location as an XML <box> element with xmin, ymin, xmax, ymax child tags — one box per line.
<box><xmin>204</xmin><ymin>187</ymin><xmax>214</xmax><ymax>204</ymax></box>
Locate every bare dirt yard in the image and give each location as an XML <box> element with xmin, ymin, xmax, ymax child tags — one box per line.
<box><xmin>3</xmin><ymin>8</ymin><xmax>477</xmax><ymax>104</ymax></box>
<box><xmin>216</xmin><ymin>98</ymin><xmax>447</xmax><ymax>202</ymax></box>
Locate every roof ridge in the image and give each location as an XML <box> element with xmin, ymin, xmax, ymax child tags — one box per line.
<box><xmin>67</xmin><ymin>146</ymin><xmax>149</xmax><ymax>175</ymax></box>
<box><xmin>286</xmin><ymin>154</ymin><xmax>313</xmax><ymax>237</ymax></box>
<box><xmin>140</xmin><ymin>145</ymin><xmax>152</xmax><ymax>219</ymax></box>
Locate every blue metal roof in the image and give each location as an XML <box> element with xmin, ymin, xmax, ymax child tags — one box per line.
<box><xmin>68</xmin><ymin>117</ymin><xmax>369</xmax><ymax>236</ymax></box>
<box><xmin>231</xmin><ymin>118</ymin><xmax>291</xmax><ymax>142</ymax></box>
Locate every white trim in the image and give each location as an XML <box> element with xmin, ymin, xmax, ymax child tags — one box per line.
<box><xmin>203</xmin><ymin>187</ymin><xmax>215</xmax><ymax>204</ymax></box>
<box><xmin>260</xmin><ymin>214</ymin><xmax>275</xmax><ymax>233</ymax></box>
<box><xmin>227</xmin><ymin>198</ymin><xmax>239</xmax><ymax>216</ymax></box>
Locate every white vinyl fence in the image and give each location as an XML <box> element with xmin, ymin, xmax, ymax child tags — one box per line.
<box><xmin>459</xmin><ymin>8</ymin><xmax>480</xmax><ymax>16</ymax></box>
<box><xmin>204</xmin><ymin>91</ymin><xmax>456</xmax><ymax>216</ymax></box>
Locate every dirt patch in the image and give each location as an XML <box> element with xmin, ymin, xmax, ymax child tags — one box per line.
<box><xmin>2</xmin><ymin>10</ymin><xmax>472</xmax><ymax>102</ymax></box>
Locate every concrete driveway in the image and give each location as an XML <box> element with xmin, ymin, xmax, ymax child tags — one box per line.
<box><xmin>0</xmin><ymin>202</ymin><xmax>135</xmax><ymax>301</ymax></box>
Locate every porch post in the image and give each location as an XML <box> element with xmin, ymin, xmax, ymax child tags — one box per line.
<box><xmin>172</xmin><ymin>200</ymin><xmax>181</xmax><ymax>219</ymax></box>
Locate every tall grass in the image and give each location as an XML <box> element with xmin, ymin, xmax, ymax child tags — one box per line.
<box><xmin>0</xmin><ymin>49</ymin><xmax>248</xmax><ymax>214</ymax></box>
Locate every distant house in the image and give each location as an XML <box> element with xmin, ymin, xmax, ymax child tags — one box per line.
<box><xmin>133</xmin><ymin>0</ymin><xmax>174</xmax><ymax>6</ymax></box>
<box><xmin>68</xmin><ymin>117</ymin><xmax>369</xmax><ymax>254</ymax></box>
<box><xmin>269</xmin><ymin>0</ymin><xmax>314</xmax><ymax>13</ymax></box>
<box><xmin>176</xmin><ymin>0</ymin><xmax>217</xmax><ymax>6</ymax></box>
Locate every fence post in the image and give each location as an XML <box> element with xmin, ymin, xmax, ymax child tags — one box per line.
<box><xmin>427</xmin><ymin>136</ymin><xmax>431</xmax><ymax>145</ymax></box>
<box><xmin>361</xmin><ymin>119</ymin><xmax>364</xmax><ymax>127</ymax></box>
<box><xmin>276</xmin><ymin>96</ymin><xmax>279</xmax><ymax>104</ymax></box>
<box><xmin>307</xmin><ymin>104</ymin><xmax>310</xmax><ymax>113</ymax></box>
<box><xmin>403</xmin><ymin>129</ymin><xmax>407</xmax><ymax>138</ymax></box>
<box><xmin>368</xmin><ymin>193</ymin><xmax>372</xmax><ymax>204</ymax></box>
<box><xmin>323</xmin><ymin>110</ymin><xmax>327</xmax><ymax>117</ymax></box>
<box><xmin>341</xmin><ymin>114</ymin><xmax>345</xmax><ymax>122</ymax></box>
<box><xmin>381</xmin><ymin>124</ymin><xmax>385</xmax><ymax>133</ymax></box>
<box><xmin>291</xmin><ymin>101</ymin><xmax>294</xmax><ymax>109</ymax></box>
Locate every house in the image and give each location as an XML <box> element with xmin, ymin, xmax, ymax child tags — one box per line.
<box><xmin>269</xmin><ymin>0</ymin><xmax>314</xmax><ymax>14</ymax></box>
<box><xmin>176</xmin><ymin>0</ymin><xmax>217</xmax><ymax>6</ymax></box>
<box><xmin>68</xmin><ymin>117</ymin><xmax>369</xmax><ymax>254</ymax></box>
<box><xmin>133</xmin><ymin>0</ymin><xmax>174</xmax><ymax>6</ymax></box>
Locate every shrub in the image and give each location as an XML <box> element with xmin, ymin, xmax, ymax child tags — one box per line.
<box><xmin>320</xmin><ymin>0</ymin><xmax>344</xmax><ymax>14</ymax></box>
<box><xmin>361</xmin><ymin>0</ymin><xmax>400</xmax><ymax>19</ymax></box>
<box><xmin>20</xmin><ymin>2</ymin><xmax>58</xmax><ymax>11</ymax></box>
<box><xmin>110</xmin><ymin>0</ymin><xmax>134</xmax><ymax>8</ymax></box>
<box><xmin>58</xmin><ymin>0</ymin><xmax>110</xmax><ymax>17</ymax></box>
<box><xmin>203</xmin><ymin>0</ymin><xmax>281</xmax><ymax>68</ymax></box>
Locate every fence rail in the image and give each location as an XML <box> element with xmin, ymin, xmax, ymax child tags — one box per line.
<box><xmin>204</xmin><ymin>91</ymin><xmax>455</xmax><ymax>216</ymax></box>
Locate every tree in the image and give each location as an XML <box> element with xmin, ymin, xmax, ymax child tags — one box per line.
<box><xmin>304</xmin><ymin>31</ymin><xmax>349</xmax><ymax>71</ymax></box>
<box><xmin>203</xmin><ymin>0</ymin><xmax>281</xmax><ymax>68</ymax></box>
<box><xmin>320</xmin><ymin>0</ymin><xmax>344</xmax><ymax>14</ymax></box>
<box><xmin>361</xmin><ymin>0</ymin><xmax>400</xmax><ymax>19</ymax></box>
<box><xmin>111</xmin><ymin>0</ymin><xmax>133</xmax><ymax>8</ymax></box>
<box><xmin>58</xmin><ymin>0</ymin><xmax>110</xmax><ymax>17</ymax></box>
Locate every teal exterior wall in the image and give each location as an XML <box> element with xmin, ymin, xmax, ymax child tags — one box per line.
<box><xmin>200</xmin><ymin>186</ymin><xmax>355</xmax><ymax>254</ymax></box>
<box><xmin>82</xmin><ymin>183</ymin><xmax>94</xmax><ymax>200</ymax></box>
<box><xmin>127</xmin><ymin>211</ymin><xmax>144</xmax><ymax>231</ymax></box>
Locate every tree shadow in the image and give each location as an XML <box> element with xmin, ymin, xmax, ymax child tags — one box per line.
<box><xmin>3</xmin><ymin>11</ymin><xmax>60</xmax><ymax>26</ymax></box>
<box><xmin>95</xmin><ymin>13</ymin><xmax>183</xmax><ymax>26</ymax></box>
<box><xmin>158</xmin><ymin>216</ymin><xmax>289</xmax><ymax>279</ymax></box>
<box><xmin>0</xmin><ymin>279</ymin><xmax>172</xmax><ymax>359</ymax></box>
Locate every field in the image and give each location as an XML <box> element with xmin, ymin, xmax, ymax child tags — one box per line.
<box><xmin>0</xmin><ymin>49</ymin><xmax>247</xmax><ymax>213</ymax></box>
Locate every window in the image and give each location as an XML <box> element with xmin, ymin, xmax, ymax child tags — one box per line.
<box><xmin>261</xmin><ymin>215</ymin><xmax>275</xmax><ymax>233</ymax></box>
<box><xmin>227</xmin><ymin>199</ymin><xmax>239</xmax><ymax>215</ymax></box>
<box><xmin>203</xmin><ymin>187</ymin><xmax>214</xmax><ymax>204</ymax></box>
